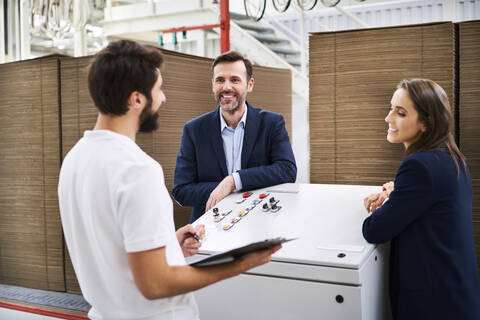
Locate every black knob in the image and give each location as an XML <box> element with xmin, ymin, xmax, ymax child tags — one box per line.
<box><xmin>262</xmin><ymin>203</ymin><xmax>269</xmax><ymax>209</ymax></box>
<box><xmin>271</xmin><ymin>203</ymin><xmax>277</xmax><ymax>210</ymax></box>
<box><xmin>335</xmin><ymin>295</ymin><xmax>344</xmax><ymax>303</ymax></box>
<box><xmin>213</xmin><ymin>208</ymin><xmax>218</xmax><ymax>213</ymax></box>
<box><xmin>269</xmin><ymin>197</ymin><xmax>275</xmax><ymax>203</ymax></box>
<box><xmin>337</xmin><ymin>253</ymin><xmax>346</xmax><ymax>258</ymax></box>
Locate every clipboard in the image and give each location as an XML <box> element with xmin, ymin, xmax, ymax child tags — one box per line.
<box><xmin>189</xmin><ymin>237</ymin><xmax>297</xmax><ymax>267</ymax></box>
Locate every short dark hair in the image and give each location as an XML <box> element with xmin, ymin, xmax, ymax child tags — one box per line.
<box><xmin>88</xmin><ymin>40</ymin><xmax>164</xmax><ymax>116</ymax></box>
<box><xmin>212</xmin><ymin>51</ymin><xmax>253</xmax><ymax>80</ymax></box>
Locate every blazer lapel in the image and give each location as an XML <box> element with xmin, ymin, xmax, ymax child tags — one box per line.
<box><xmin>241</xmin><ymin>103</ymin><xmax>260</xmax><ymax>168</ymax></box>
<box><xmin>209</xmin><ymin>108</ymin><xmax>228</xmax><ymax>176</ymax></box>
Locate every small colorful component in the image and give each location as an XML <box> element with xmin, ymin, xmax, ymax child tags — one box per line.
<box><xmin>223</xmin><ymin>224</ymin><xmax>233</xmax><ymax>230</ymax></box>
<box><xmin>238</xmin><ymin>211</ymin><xmax>247</xmax><ymax>217</ymax></box>
<box><xmin>242</xmin><ymin>192</ymin><xmax>253</xmax><ymax>198</ymax></box>
<box><xmin>252</xmin><ymin>199</ymin><xmax>260</xmax><ymax>205</ymax></box>
<box><xmin>231</xmin><ymin>218</ymin><xmax>240</xmax><ymax>224</ymax></box>
<box><xmin>259</xmin><ymin>193</ymin><xmax>268</xmax><ymax>199</ymax></box>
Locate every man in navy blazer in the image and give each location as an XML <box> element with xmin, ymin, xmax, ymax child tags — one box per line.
<box><xmin>173</xmin><ymin>51</ymin><xmax>297</xmax><ymax>222</ymax></box>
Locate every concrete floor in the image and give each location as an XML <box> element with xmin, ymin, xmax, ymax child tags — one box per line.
<box><xmin>0</xmin><ymin>307</ymin><xmax>58</xmax><ymax>320</ymax></box>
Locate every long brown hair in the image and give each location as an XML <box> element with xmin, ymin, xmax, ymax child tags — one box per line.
<box><xmin>398</xmin><ymin>78</ymin><xmax>466</xmax><ymax>175</ymax></box>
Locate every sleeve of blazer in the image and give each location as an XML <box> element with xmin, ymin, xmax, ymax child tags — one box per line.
<box><xmin>172</xmin><ymin>124</ymin><xmax>219</xmax><ymax>207</ymax></box>
<box><xmin>238</xmin><ymin>115</ymin><xmax>297</xmax><ymax>190</ymax></box>
<box><xmin>362</xmin><ymin>157</ymin><xmax>434</xmax><ymax>244</ymax></box>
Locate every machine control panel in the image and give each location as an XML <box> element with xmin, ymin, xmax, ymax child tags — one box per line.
<box><xmin>194</xmin><ymin>183</ymin><xmax>381</xmax><ymax>269</ymax></box>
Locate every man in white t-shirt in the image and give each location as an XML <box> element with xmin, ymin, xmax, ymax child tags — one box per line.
<box><xmin>58</xmin><ymin>40</ymin><xmax>280</xmax><ymax>320</ymax></box>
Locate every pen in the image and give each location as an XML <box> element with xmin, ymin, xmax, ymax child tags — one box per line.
<box><xmin>187</xmin><ymin>232</ymin><xmax>201</xmax><ymax>242</ymax></box>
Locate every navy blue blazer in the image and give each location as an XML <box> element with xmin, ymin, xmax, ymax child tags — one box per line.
<box><xmin>173</xmin><ymin>103</ymin><xmax>297</xmax><ymax>222</ymax></box>
<box><xmin>363</xmin><ymin>150</ymin><xmax>480</xmax><ymax>320</ymax></box>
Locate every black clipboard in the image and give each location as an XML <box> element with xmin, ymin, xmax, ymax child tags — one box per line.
<box><xmin>189</xmin><ymin>237</ymin><xmax>297</xmax><ymax>267</ymax></box>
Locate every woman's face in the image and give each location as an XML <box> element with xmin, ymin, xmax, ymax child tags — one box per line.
<box><xmin>385</xmin><ymin>88</ymin><xmax>426</xmax><ymax>149</ymax></box>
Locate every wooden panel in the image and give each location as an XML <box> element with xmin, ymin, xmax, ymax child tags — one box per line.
<box><xmin>309</xmin><ymin>33</ymin><xmax>336</xmax><ymax>184</ymax></box>
<box><xmin>310</xmin><ymin>23</ymin><xmax>455</xmax><ymax>187</ymax></box>
<box><xmin>0</xmin><ymin>56</ymin><xmax>64</xmax><ymax>291</ymax></box>
<box><xmin>459</xmin><ymin>20</ymin><xmax>480</xmax><ymax>274</ymax></box>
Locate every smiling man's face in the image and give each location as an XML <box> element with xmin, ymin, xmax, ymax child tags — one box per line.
<box><xmin>212</xmin><ymin>60</ymin><xmax>254</xmax><ymax>114</ymax></box>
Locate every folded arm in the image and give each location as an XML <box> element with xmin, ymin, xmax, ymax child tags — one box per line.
<box><xmin>362</xmin><ymin>158</ymin><xmax>433</xmax><ymax>244</ymax></box>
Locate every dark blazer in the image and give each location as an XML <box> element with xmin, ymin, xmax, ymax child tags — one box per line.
<box><xmin>363</xmin><ymin>150</ymin><xmax>480</xmax><ymax>320</ymax></box>
<box><xmin>173</xmin><ymin>102</ymin><xmax>297</xmax><ymax>222</ymax></box>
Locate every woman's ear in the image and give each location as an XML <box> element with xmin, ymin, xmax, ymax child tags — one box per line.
<box><xmin>420</xmin><ymin>115</ymin><xmax>433</xmax><ymax>133</ymax></box>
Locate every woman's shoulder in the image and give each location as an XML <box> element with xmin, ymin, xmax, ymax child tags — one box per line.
<box><xmin>403</xmin><ymin>149</ymin><xmax>449</xmax><ymax>166</ymax></box>
<box><xmin>400</xmin><ymin>150</ymin><xmax>462</xmax><ymax>180</ymax></box>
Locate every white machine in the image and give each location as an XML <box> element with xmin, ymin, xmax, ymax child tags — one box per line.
<box><xmin>190</xmin><ymin>183</ymin><xmax>392</xmax><ymax>320</ymax></box>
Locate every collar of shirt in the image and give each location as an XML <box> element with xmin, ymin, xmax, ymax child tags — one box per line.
<box><xmin>219</xmin><ymin>105</ymin><xmax>247</xmax><ymax>132</ymax></box>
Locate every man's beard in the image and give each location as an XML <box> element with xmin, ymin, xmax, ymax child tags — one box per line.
<box><xmin>216</xmin><ymin>91</ymin><xmax>244</xmax><ymax>114</ymax></box>
<box><xmin>138</xmin><ymin>98</ymin><xmax>160</xmax><ymax>133</ymax></box>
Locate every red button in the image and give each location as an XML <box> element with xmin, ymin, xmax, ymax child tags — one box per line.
<box><xmin>259</xmin><ymin>193</ymin><xmax>267</xmax><ymax>199</ymax></box>
<box><xmin>243</xmin><ymin>192</ymin><xmax>252</xmax><ymax>198</ymax></box>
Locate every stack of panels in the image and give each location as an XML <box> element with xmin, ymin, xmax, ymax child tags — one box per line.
<box><xmin>0</xmin><ymin>56</ymin><xmax>64</xmax><ymax>291</ymax></box>
<box><xmin>59</xmin><ymin>49</ymin><xmax>292</xmax><ymax>293</ymax></box>
<box><xmin>309</xmin><ymin>22</ymin><xmax>455</xmax><ymax>186</ymax></box>
<box><xmin>60</xmin><ymin>56</ymin><xmax>100</xmax><ymax>294</ymax></box>
<box><xmin>459</xmin><ymin>21</ymin><xmax>480</xmax><ymax>274</ymax></box>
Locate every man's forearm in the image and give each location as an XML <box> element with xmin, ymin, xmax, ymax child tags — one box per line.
<box><xmin>238</xmin><ymin>161</ymin><xmax>297</xmax><ymax>191</ymax></box>
<box><xmin>130</xmin><ymin>247</ymin><xmax>274</xmax><ymax>300</ymax></box>
<box><xmin>150</xmin><ymin>262</ymin><xmax>242</xmax><ymax>299</ymax></box>
<box><xmin>172</xmin><ymin>181</ymin><xmax>219</xmax><ymax>207</ymax></box>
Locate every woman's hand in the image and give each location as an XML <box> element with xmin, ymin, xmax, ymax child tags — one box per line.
<box><xmin>364</xmin><ymin>191</ymin><xmax>388</xmax><ymax>213</ymax></box>
<box><xmin>382</xmin><ymin>181</ymin><xmax>394</xmax><ymax>196</ymax></box>
<box><xmin>363</xmin><ymin>181</ymin><xmax>395</xmax><ymax>213</ymax></box>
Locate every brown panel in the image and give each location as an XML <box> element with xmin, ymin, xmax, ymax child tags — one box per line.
<box><xmin>422</xmin><ymin>23</ymin><xmax>456</xmax><ymax>130</ymax></box>
<box><xmin>0</xmin><ymin>56</ymin><xmax>64</xmax><ymax>291</ymax></box>
<box><xmin>59</xmin><ymin>49</ymin><xmax>292</xmax><ymax>293</ymax></box>
<box><xmin>59</xmin><ymin>57</ymin><xmax>90</xmax><ymax>294</ymax></box>
<box><xmin>248</xmin><ymin>65</ymin><xmax>292</xmax><ymax>137</ymax></box>
<box><xmin>309</xmin><ymin>33</ymin><xmax>336</xmax><ymax>184</ymax></box>
<box><xmin>310</xmin><ymin>23</ymin><xmax>455</xmax><ymax>187</ymax></box>
<box><xmin>459</xmin><ymin>21</ymin><xmax>480</xmax><ymax>274</ymax></box>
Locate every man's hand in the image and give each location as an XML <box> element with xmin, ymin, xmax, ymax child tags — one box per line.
<box><xmin>176</xmin><ymin>224</ymin><xmax>205</xmax><ymax>257</ymax></box>
<box><xmin>205</xmin><ymin>175</ymin><xmax>235</xmax><ymax>212</ymax></box>
<box><xmin>233</xmin><ymin>245</ymin><xmax>282</xmax><ymax>273</ymax></box>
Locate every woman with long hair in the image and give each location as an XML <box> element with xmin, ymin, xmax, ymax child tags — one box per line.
<box><xmin>362</xmin><ymin>79</ymin><xmax>480</xmax><ymax>320</ymax></box>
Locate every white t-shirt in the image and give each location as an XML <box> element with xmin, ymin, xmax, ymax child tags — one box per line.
<box><xmin>58</xmin><ymin>130</ymin><xmax>199</xmax><ymax>320</ymax></box>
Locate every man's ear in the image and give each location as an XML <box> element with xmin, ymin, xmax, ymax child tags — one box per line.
<box><xmin>127</xmin><ymin>91</ymin><xmax>146</xmax><ymax>111</ymax></box>
<box><xmin>247</xmin><ymin>77</ymin><xmax>254</xmax><ymax>93</ymax></box>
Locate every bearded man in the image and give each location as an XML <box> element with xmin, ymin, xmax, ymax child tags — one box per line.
<box><xmin>173</xmin><ymin>51</ymin><xmax>297</xmax><ymax>223</ymax></box>
<box><xmin>58</xmin><ymin>42</ymin><xmax>280</xmax><ymax>320</ymax></box>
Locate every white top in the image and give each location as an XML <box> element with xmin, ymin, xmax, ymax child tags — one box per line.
<box><xmin>58</xmin><ymin>130</ymin><xmax>199</xmax><ymax>320</ymax></box>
